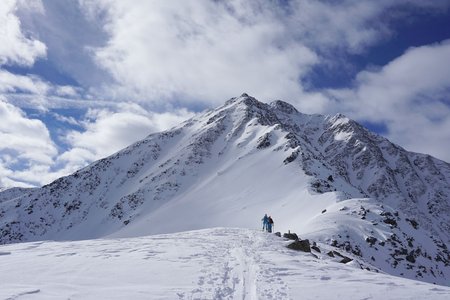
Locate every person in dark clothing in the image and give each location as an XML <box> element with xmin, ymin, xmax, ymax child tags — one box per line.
<box><xmin>268</xmin><ymin>216</ymin><xmax>274</xmax><ymax>233</ymax></box>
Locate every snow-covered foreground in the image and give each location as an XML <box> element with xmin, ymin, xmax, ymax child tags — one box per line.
<box><xmin>1</xmin><ymin>228</ymin><xmax>449</xmax><ymax>300</ymax></box>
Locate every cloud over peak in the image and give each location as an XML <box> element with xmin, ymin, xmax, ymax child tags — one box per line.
<box><xmin>1</xmin><ymin>0</ymin><xmax>450</xmax><ymax>188</ymax></box>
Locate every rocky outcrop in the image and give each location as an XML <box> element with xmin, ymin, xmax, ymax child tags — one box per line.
<box><xmin>287</xmin><ymin>239</ymin><xmax>311</xmax><ymax>252</ymax></box>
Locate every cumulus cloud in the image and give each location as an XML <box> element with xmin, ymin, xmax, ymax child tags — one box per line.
<box><xmin>58</xmin><ymin>103</ymin><xmax>194</xmax><ymax>171</ymax></box>
<box><xmin>0</xmin><ymin>0</ymin><xmax>85</xmax><ymax>110</ymax></box>
<box><xmin>0</xmin><ymin>0</ymin><xmax>46</xmax><ymax>66</ymax></box>
<box><xmin>0</xmin><ymin>98</ymin><xmax>193</xmax><ymax>188</ymax></box>
<box><xmin>0</xmin><ymin>68</ymin><xmax>88</xmax><ymax>112</ymax></box>
<box><xmin>0</xmin><ymin>98</ymin><xmax>58</xmax><ymax>187</ymax></box>
<box><xmin>0</xmin><ymin>98</ymin><xmax>56</xmax><ymax>163</ymax></box>
<box><xmin>75</xmin><ymin>0</ymin><xmax>449</xmax><ymax>109</ymax></box>
<box><xmin>0</xmin><ymin>69</ymin><xmax>49</xmax><ymax>94</ymax></box>
<box><xmin>16</xmin><ymin>0</ymin><xmax>111</xmax><ymax>89</ymax></box>
<box><xmin>80</xmin><ymin>0</ymin><xmax>318</xmax><ymax>106</ymax></box>
<box><xmin>11</xmin><ymin>0</ymin><xmax>449</xmax><ymax>111</ymax></box>
<box><xmin>286</xmin><ymin>0</ymin><xmax>449</xmax><ymax>54</ymax></box>
<box><xmin>328</xmin><ymin>40</ymin><xmax>450</xmax><ymax>162</ymax></box>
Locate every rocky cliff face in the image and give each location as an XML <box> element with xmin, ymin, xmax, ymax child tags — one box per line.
<box><xmin>1</xmin><ymin>94</ymin><xmax>449</xmax><ymax>285</ymax></box>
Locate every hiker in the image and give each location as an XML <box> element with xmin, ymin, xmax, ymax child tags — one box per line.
<box><xmin>268</xmin><ymin>216</ymin><xmax>274</xmax><ymax>233</ymax></box>
<box><xmin>262</xmin><ymin>214</ymin><xmax>269</xmax><ymax>231</ymax></box>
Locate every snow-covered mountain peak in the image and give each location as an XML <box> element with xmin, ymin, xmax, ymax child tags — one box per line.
<box><xmin>222</xmin><ymin>93</ymin><xmax>301</xmax><ymax>121</ymax></box>
<box><xmin>1</xmin><ymin>94</ymin><xmax>450</xmax><ymax>286</ymax></box>
<box><xmin>223</xmin><ymin>92</ymin><xmax>258</xmax><ymax>107</ymax></box>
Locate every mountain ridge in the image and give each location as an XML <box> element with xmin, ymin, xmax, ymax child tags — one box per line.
<box><xmin>0</xmin><ymin>93</ymin><xmax>449</xmax><ymax>285</ymax></box>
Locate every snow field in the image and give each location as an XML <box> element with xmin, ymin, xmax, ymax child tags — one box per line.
<box><xmin>1</xmin><ymin>228</ymin><xmax>450</xmax><ymax>300</ymax></box>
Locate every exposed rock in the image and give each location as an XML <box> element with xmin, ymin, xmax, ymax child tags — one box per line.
<box><xmin>383</xmin><ymin>217</ymin><xmax>398</xmax><ymax>227</ymax></box>
<box><xmin>287</xmin><ymin>239</ymin><xmax>311</xmax><ymax>252</ymax></box>
<box><xmin>406</xmin><ymin>218</ymin><xmax>419</xmax><ymax>229</ymax></box>
<box><xmin>311</xmin><ymin>245</ymin><xmax>321</xmax><ymax>253</ymax></box>
<box><xmin>283</xmin><ymin>232</ymin><xmax>299</xmax><ymax>240</ymax></box>
<box><xmin>283</xmin><ymin>150</ymin><xmax>299</xmax><ymax>164</ymax></box>
<box><xmin>340</xmin><ymin>257</ymin><xmax>353</xmax><ymax>264</ymax></box>
<box><xmin>311</xmin><ymin>180</ymin><xmax>334</xmax><ymax>194</ymax></box>
<box><xmin>406</xmin><ymin>251</ymin><xmax>416</xmax><ymax>263</ymax></box>
<box><xmin>366</xmin><ymin>236</ymin><xmax>377</xmax><ymax>246</ymax></box>
<box><xmin>256</xmin><ymin>133</ymin><xmax>271</xmax><ymax>149</ymax></box>
<box><xmin>330</xmin><ymin>250</ymin><xmax>353</xmax><ymax>264</ymax></box>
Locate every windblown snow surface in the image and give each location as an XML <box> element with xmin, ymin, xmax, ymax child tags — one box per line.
<box><xmin>1</xmin><ymin>228</ymin><xmax>450</xmax><ymax>300</ymax></box>
<box><xmin>1</xmin><ymin>94</ymin><xmax>450</xmax><ymax>298</ymax></box>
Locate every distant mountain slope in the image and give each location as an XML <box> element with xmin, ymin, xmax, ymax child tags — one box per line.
<box><xmin>1</xmin><ymin>94</ymin><xmax>449</xmax><ymax>285</ymax></box>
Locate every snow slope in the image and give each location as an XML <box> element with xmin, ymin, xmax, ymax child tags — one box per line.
<box><xmin>1</xmin><ymin>228</ymin><xmax>450</xmax><ymax>300</ymax></box>
<box><xmin>1</xmin><ymin>94</ymin><xmax>450</xmax><ymax>286</ymax></box>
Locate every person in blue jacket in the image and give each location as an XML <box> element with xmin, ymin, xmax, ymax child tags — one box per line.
<box><xmin>262</xmin><ymin>214</ymin><xmax>269</xmax><ymax>231</ymax></box>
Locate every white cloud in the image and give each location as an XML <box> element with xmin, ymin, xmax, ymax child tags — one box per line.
<box><xmin>328</xmin><ymin>40</ymin><xmax>450</xmax><ymax>162</ymax></box>
<box><xmin>286</xmin><ymin>0</ymin><xmax>449</xmax><ymax>54</ymax></box>
<box><xmin>0</xmin><ymin>1</ymin><xmax>86</xmax><ymax>109</ymax></box>
<box><xmin>15</xmin><ymin>0</ymin><xmax>111</xmax><ymax>89</ymax></box>
<box><xmin>355</xmin><ymin>41</ymin><xmax>450</xmax><ymax>109</ymax></box>
<box><xmin>286</xmin><ymin>0</ymin><xmax>387</xmax><ymax>54</ymax></box>
<box><xmin>0</xmin><ymin>98</ymin><xmax>193</xmax><ymax>188</ymax></box>
<box><xmin>73</xmin><ymin>0</ymin><xmax>450</xmax><ymax>111</ymax></box>
<box><xmin>0</xmin><ymin>98</ymin><xmax>57</xmax><ymax>163</ymax></box>
<box><xmin>0</xmin><ymin>98</ymin><xmax>58</xmax><ymax>187</ymax></box>
<box><xmin>55</xmin><ymin>85</ymin><xmax>81</xmax><ymax>97</ymax></box>
<box><xmin>0</xmin><ymin>68</ymin><xmax>88</xmax><ymax>112</ymax></box>
<box><xmin>58</xmin><ymin>103</ymin><xmax>193</xmax><ymax>168</ymax></box>
<box><xmin>80</xmin><ymin>0</ymin><xmax>318</xmax><ymax>106</ymax></box>
<box><xmin>0</xmin><ymin>0</ymin><xmax>46</xmax><ymax>66</ymax></box>
<box><xmin>0</xmin><ymin>69</ymin><xmax>49</xmax><ymax>94</ymax></box>
<box><xmin>51</xmin><ymin>112</ymin><xmax>82</xmax><ymax>126</ymax></box>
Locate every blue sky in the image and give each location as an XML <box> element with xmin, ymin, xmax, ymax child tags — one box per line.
<box><xmin>1</xmin><ymin>0</ymin><xmax>450</xmax><ymax>188</ymax></box>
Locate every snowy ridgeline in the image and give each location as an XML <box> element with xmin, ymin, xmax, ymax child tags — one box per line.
<box><xmin>1</xmin><ymin>228</ymin><xmax>450</xmax><ymax>300</ymax></box>
<box><xmin>0</xmin><ymin>94</ymin><xmax>450</xmax><ymax>287</ymax></box>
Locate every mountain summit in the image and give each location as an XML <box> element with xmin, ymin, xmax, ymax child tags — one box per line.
<box><xmin>1</xmin><ymin>94</ymin><xmax>450</xmax><ymax>285</ymax></box>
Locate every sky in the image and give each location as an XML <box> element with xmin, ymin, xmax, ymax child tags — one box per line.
<box><xmin>0</xmin><ymin>0</ymin><xmax>450</xmax><ymax>188</ymax></box>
